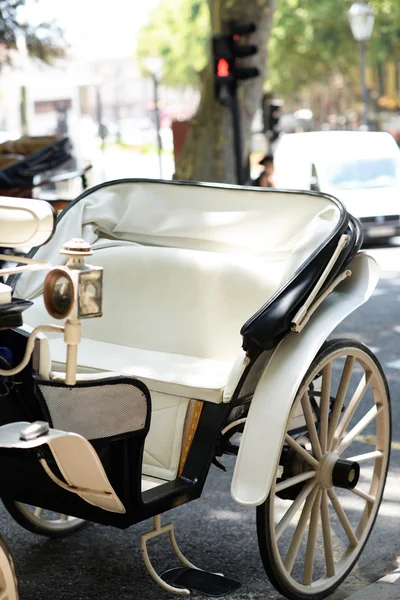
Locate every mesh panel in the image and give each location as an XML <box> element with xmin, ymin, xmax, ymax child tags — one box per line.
<box><xmin>38</xmin><ymin>382</ymin><xmax>148</xmax><ymax>440</ymax></box>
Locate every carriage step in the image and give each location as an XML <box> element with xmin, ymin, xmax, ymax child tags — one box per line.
<box><xmin>161</xmin><ymin>568</ymin><xmax>241</xmax><ymax>597</ymax></box>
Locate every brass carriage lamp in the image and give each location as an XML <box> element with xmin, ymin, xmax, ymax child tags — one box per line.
<box><xmin>43</xmin><ymin>238</ymin><xmax>103</xmax><ymax>385</ymax></box>
<box><xmin>44</xmin><ymin>238</ymin><xmax>103</xmax><ymax>321</ymax></box>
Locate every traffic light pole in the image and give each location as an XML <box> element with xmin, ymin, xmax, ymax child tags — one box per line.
<box><xmin>231</xmin><ymin>85</ymin><xmax>244</xmax><ymax>185</ymax></box>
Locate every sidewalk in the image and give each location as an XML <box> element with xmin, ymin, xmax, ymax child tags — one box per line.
<box><xmin>347</xmin><ymin>569</ymin><xmax>400</xmax><ymax>599</ymax></box>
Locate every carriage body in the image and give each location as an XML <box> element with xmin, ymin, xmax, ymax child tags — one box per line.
<box><xmin>0</xmin><ymin>181</ymin><xmax>391</xmax><ymax>600</ymax></box>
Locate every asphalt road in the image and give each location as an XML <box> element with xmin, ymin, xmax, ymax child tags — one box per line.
<box><xmin>4</xmin><ymin>242</ymin><xmax>400</xmax><ymax>600</ymax></box>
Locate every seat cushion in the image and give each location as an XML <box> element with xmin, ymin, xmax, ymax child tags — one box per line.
<box><xmin>48</xmin><ymin>337</ymin><xmax>233</xmax><ymax>403</ymax></box>
<box><xmin>47</xmin><ymin>337</ymin><xmax>234</xmax><ymax>480</ymax></box>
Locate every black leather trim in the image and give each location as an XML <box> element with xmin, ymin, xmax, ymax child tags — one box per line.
<box><xmin>241</xmin><ymin>203</ymin><xmax>354</xmax><ymax>353</ymax></box>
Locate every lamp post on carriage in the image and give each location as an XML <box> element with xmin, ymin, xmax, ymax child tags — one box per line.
<box><xmin>143</xmin><ymin>57</ymin><xmax>165</xmax><ymax>179</ymax></box>
<box><xmin>348</xmin><ymin>1</ymin><xmax>375</xmax><ymax>130</ymax></box>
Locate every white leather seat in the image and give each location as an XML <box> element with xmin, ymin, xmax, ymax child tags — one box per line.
<box><xmin>26</xmin><ymin>243</ymin><xmax>284</xmax><ymax>389</ymax></box>
<box><xmin>25</xmin><ymin>244</ymin><xmax>283</xmax><ymax>480</ymax></box>
<box><xmin>23</xmin><ymin>206</ymin><xmax>340</xmax><ymax>480</ymax></box>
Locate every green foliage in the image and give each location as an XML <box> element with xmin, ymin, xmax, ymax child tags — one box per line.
<box><xmin>136</xmin><ymin>0</ymin><xmax>210</xmax><ymax>86</ymax></box>
<box><xmin>0</xmin><ymin>0</ymin><xmax>64</xmax><ymax>62</ymax></box>
<box><xmin>368</xmin><ymin>0</ymin><xmax>400</xmax><ymax>66</ymax></box>
<box><xmin>268</xmin><ymin>0</ymin><xmax>400</xmax><ymax>97</ymax></box>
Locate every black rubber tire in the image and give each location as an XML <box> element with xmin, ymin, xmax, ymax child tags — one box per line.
<box><xmin>2</xmin><ymin>498</ymin><xmax>87</xmax><ymax>539</ymax></box>
<box><xmin>256</xmin><ymin>339</ymin><xmax>391</xmax><ymax>600</ymax></box>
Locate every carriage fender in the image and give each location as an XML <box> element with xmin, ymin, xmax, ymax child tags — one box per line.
<box><xmin>231</xmin><ymin>252</ymin><xmax>379</xmax><ymax>507</ymax></box>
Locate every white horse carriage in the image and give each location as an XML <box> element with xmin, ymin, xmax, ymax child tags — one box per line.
<box><xmin>0</xmin><ymin>179</ymin><xmax>391</xmax><ymax>599</ymax></box>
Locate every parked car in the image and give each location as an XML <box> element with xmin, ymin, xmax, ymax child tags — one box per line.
<box><xmin>273</xmin><ymin>131</ymin><xmax>400</xmax><ymax>244</ymax></box>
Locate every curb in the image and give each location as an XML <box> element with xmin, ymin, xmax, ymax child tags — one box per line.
<box><xmin>346</xmin><ymin>569</ymin><xmax>400</xmax><ymax>599</ymax></box>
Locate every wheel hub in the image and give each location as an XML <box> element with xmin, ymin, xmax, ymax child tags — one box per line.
<box><xmin>332</xmin><ymin>457</ymin><xmax>360</xmax><ymax>490</ymax></box>
<box><xmin>317</xmin><ymin>452</ymin><xmax>360</xmax><ymax>490</ymax></box>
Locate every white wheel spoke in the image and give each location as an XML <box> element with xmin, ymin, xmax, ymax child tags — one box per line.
<box><xmin>285</xmin><ymin>434</ymin><xmax>319</xmax><ymax>469</ymax></box>
<box><xmin>303</xmin><ymin>489</ymin><xmax>322</xmax><ymax>585</ymax></box>
<box><xmin>347</xmin><ymin>450</ymin><xmax>384</xmax><ymax>463</ymax></box>
<box><xmin>275</xmin><ymin>479</ymin><xmax>317</xmax><ymax>541</ymax></box>
<box><xmin>300</xmin><ymin>393</ymin><xmax>322</xmax><ymax>460</ymax></box>
<box><xmin>320</xmin><ymin>364</ymin><xmax>332</xmax><ymax>454</ymax></box>
<box><xmin>351</xmin><ymin>487</ymin><xmax>375</xmax><ymax>504</ymax></box>
<box><xmin>321</xmin><ymin>489</ymin><xmax>335</xmax><ymax>577</ymax></box>
<box><xmin>328</xmin><ymin>356</ymin><xmax>356</xmax><ymax>450</ymax></box>
<box><xmin>34</xmin><ymin>507</ymin><xmax>44</xmax><ymax>518</ymax></box>
<box><xmin>60</xmin><ymin>514</ymin><xmax>69</xmax><ymax>521</ymax></box>
<box><xmin>275</xmin><ymin>471</ymin><xmax>316</xmax><ymax>494</ymax></box>
<box><xmin>336</xmin><ymin>405</ymin><xmax>383</xmax><ymax>455</ymax></box>
<box><xmin>332</xmin><ymin>371</ymin><xmax>373</xmax><ymax>452</ymax></box>
<box><xmin>284</xmin><ymin>486</ymin><xmax>320</xmax><ymax>574</ymax></box>
<box><xmin>327</xmin><ymin>488</ymin><xmax>358</xmax><ymax>547</ymax></box>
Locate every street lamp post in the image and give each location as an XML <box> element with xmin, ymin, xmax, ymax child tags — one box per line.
<box><xmin>142</xmin><ymin>57</ymin><xmax>164</xmax><ymax>179</ymax></box>
<box><xmin>348</xmin><ymin>1</ymin><xmax>375</xmax><ymax>129</ymax></box>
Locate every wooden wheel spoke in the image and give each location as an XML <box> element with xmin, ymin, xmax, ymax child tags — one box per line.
<box><xmin>275</xmin><ymin>479</ymin><xmax>317</xmax><ymax>541</ymax></box>
<box><xmin>327</xmin><ymin>488</ymin><xmax>358</xmax><ymax>547</ymax></box>
<box><xmin>285</xmin><ymin>434</ymin><xmax>319</xmax><ymax>469</ymax></box>
<box><xmin>275</xmin><ymin>471</ymin><xmax>316</xmax><ymax>494</ymax></box>
<box><xmin>321</xmin><ymin>489</ymin><xmax>335</xmax><ymax>577</ymax></box>
<box><xmin>351</xmin><ymin>487</ymin><xmax>375</xmax><ymax>504</ymax></box>
<box><xmin>327</xmin><ymin>356</ymin><xmax>356</xmax><ymax>450</ymax></box>
<box><xmin>332</xmin><ymin>371</ymin><xmax>373</xmax><ymax>452</ymax></box>
<box><xmin>347</xmin><ymin>450</ymin><xmax>384</xmax><ymax>463</ymax></box>
<box><xmin>320</xmin><ymin>364</ymin><xmax>332</xmax><ymax>454</ymax></box>
<box><xmin>336</xmin><ymin>405</ymin><xmax>383</xmax><ymax>455</ymax></box>
<box><xmin>300</xmin><ymin>393</ymin><xmax>322</xmax><ymax>460</ymax></box>
<box><xmin>284</xmin><ymin>486</ymin><xmax>320</xmax><ymax>574</ymax></box>
<box><xmin>303</xmin><ymin>489</ymin><xmax>322</xmax><ymax>585</ymax></box>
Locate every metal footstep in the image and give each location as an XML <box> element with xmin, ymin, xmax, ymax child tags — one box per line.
<box><xmin>141</xmin><ymin>515</ymin><xmax>241</xmax><ymax>596</ymax></box>
<box><xmin>161</xmin><ymin>568</ymin><xmax>241</xmax><ymax>597</ymax></box>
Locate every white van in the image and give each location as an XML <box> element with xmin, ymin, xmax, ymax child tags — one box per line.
<box><xmin>273</xmin><ymin>131</ymin><xmax>400</xmax><ymax>243</ymax></box>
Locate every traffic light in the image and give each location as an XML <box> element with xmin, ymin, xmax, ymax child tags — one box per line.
<box><xmin>262</xmin><ymin>95</ymin><xmax>283</xmax><ymax>142</ymax></box>
<box><xmin>213</xmin><ymin>22</ymin><xmax>260</xmax><ymax>106</ymax></box>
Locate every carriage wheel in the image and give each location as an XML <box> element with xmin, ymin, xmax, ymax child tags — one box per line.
<box><xmin>0</xmin><ymin>535</ymin><xmax>18</xmax><ymax>599</ymax></box>
<box><xmin>2</xmin><ymin>500</ymin><xmax>86</xmax><ymax>539</ymax></box>
<box><xmin>257</xmin><ymin>339</ymin><xmax>391</xmax><ymax>600</ymax></box>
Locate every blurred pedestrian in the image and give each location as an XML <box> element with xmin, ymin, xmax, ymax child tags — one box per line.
<box><xmin>252</xmin><ymin>154</ymin><xmax>275</xmax><ymax>187</ymax></box>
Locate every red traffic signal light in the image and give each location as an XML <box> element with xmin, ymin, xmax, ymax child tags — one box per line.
<box><xmin>217</xmin><ymin>58</ymin><xmax>230</xmax><ymax>78</ymax></box>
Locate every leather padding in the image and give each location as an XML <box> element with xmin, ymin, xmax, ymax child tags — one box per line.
<box><xmin>241</xmin><ymin>215</ymin><xmax>361</xmax><ymax>352</ymax></box>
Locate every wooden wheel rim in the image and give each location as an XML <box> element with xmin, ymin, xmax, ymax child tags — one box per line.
<box><xmin>267</xmin><ymin>344</ymin><xmax>390</xmax><ymax>596</ymax></box>
<box><xmin>0</xmin><ymin>538</ymin><xmax>18</xmax><ymax>600</ymax></box>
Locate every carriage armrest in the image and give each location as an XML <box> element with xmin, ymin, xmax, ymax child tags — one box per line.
<box><xmin>0</xmin><ymin>422</ymin><xmax>125</xmax><ymax>514</ymax></box>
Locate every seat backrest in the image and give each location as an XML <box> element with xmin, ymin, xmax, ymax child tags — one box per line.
<box><xmin>83</xmin><ymin>245</ymin><xmax>283</xmax><ymax>361</ymax></box>
<box><xmin>25</xmin><ymin>244</ymin><xmax>282</xmax><ymax>362</ymax></box>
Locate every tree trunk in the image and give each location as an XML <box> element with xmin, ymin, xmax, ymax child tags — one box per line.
<box><xmin>174</xmin><ymin>0</ymin><xmax>278</xmax><ymax>184</ymax></box>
